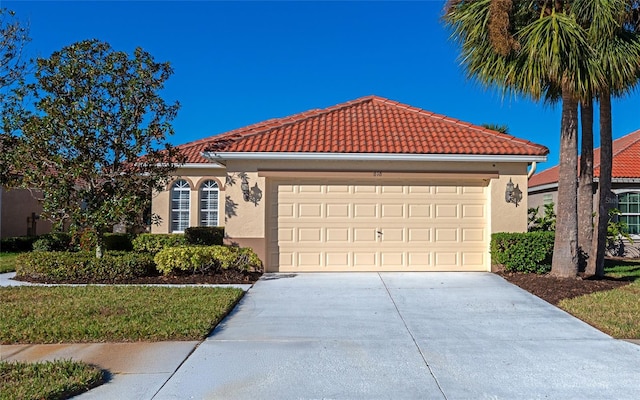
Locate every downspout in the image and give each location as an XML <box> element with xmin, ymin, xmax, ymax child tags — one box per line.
<box><xmin>527</xmin><ymin>162</ymin><xmax>537</xmax><ymax>179</ymax></box>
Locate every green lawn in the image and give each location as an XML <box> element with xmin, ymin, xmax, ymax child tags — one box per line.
<box><xmin>559</xmin><ymin>259</ymin><xmax>640</xmax><ymax>339</ymax></box>
<box><xmin>0</xmin><ymin>286</ymin><xmax>244</xmax><ymax>344</ymax></box>
<box><xmin>0</xmin><ymin>360</ymin><xmax>103</xmax><ymax>400</ymax></box>
<box><xmin>0</xmin><ymin>253</ymin><xmax>19</xmax><ymax>273</ymax></box>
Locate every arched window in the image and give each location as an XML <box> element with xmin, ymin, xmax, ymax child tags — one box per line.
<box><xmin>200</xmin><ymin>180</ymin><xmax>219</xmax><ymax>227</ymax></box>
<box><xmin>618</xmin><ymin>192</ymin><xmax>640</xmax><ymax>235</ymax></box>
<box><xmin>171</xmin><ymin>179</ymin><xmax>190</xmax><ymax>232</ymax></box>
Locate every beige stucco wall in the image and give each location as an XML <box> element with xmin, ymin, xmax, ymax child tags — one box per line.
<box><xmin>488</xmin><ymin>162</ymin><xmax>530</xmax><ymax>233</ymax></box>
<box><xmin>151</xmin><ymin>168</ymin><xmax>226</xmax><ymax>234</ymax></box>
<box><xmin>1</xmin><ymin>187</ymin><xmax>53</xmax><ymax>238</ymax></box>
<box><xmin>150</xmin><ymin>160</ymin><xmax>533</xmax><ymax>266</ymax></box>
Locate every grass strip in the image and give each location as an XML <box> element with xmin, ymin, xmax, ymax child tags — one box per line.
<box><xmin>558</xmin><ymin>260</ymin><xmax>640</xmax><ymax>339</ymax></box>
<box><xmin>0</xmin><ymin>359</ymin><xmax>103</xmax><ymax>400</ymax></box>
<box><xmin>559</xmin><ymin>281</ymin><xmax>640</xmax><ymax>339</ymax></box>
<box><xmin>0</xmin><ymin>253</ymin><xmax>18</xmax><ymax>273</ymax></box>
<box><xmin>0</xmin><ymin>286</ymin><xmax>244</xmax><ymax>344</ymax></box>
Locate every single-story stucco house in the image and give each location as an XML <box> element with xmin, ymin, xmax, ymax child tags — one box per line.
<box><xmin>0</xmin><ymin>186</ymin><xmax>53</xmax><ymax>239</ymax></box>
<box><xmin>151</xmin><ymin>95</ymin><xmax>548</xmax><ymax>272</ymax></box>
<box><xmin>529</xmin><ymin>128</ymin><xmax>640</xmax><ymax>256</ymax></box>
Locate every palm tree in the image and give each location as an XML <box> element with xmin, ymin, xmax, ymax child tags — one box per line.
<box><xmin>580</xmin><ymin>0</ymin><xmax>640</xmax><ymax>277</ymax></box>
<box><xmin>444</xmin><ymin>0</ymin><xmax>602</xmax><ymax>278</ymax></box>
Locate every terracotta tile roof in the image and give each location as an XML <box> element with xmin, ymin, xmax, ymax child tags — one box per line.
<box><xmin>528</xmin><ymin>129</ymin><xmax>640</xmax><ymax>188</ymax></box>
<box><xmin>177</xmin><ymin>95</ymin><xmax>548</xmax><ymax>163</ymax></box>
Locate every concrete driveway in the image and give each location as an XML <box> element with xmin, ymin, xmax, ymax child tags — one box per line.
<box><xmin>154</xmin><ymin>272</ymin><xmax>640</xmax><ymax>399</ymax></box>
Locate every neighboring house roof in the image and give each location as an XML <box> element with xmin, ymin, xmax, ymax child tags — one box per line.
<box><xmin>529</xmin><ymin>129</ymin><xmax>640</xmax><ymax>189</ymax></box>
<box><xmin>176</xmin><ymin>95</ymin><xmax>548</xmax><ymax>163</ymax></box>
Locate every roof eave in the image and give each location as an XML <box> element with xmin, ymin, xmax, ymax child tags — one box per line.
<box><xmin>202</xmin><ymin>151</ymin><xmax>547</xmax><ymax>163</ymax></box>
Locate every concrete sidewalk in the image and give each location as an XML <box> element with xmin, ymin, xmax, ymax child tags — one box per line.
<box><xmin>0</xmin><ymin>342</ymin><xmax>198</xmax><ymax>399</ymax></box>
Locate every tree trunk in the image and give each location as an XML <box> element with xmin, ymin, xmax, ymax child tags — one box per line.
<box><xmin>578</xmin><ymin>100</ymin><xmax>594</xmax><ymax>272</ymax></box>
<box><xmin>588</xmin><ymin>91</ymin><xmax>613</xmax><ymax>278</ymax></box>
<box><xmin>95</xmin><ymin>231</ymin><xmax>104</xmax><ymax>259</ymax></box>
<box><xmin>551</xmin><ymin>87</ymin><xmax>579</xmax><ymax>278</ymax></box>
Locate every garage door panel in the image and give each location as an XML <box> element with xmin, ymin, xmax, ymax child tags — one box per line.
<box><xmin>381</xmin><ymin>204</ymin><xmax>404</xmax><ymax>218</ymax></box>
<box><xmin>435</xmin><ymin>252</ymin><xmax>458</xmax><ymax>266</ymax></box>
<box><xmin>326</xmin><ymin>252</ymin><xmax>350</xmax><ymax>267</ymax></box>
<box><xmin>298</xmin><ymin>203</ymin><xmax>322</xmax><ymax>218</ymax></box>
<box><xmin>381</xmin><ymin>228</ymin><xmax>404</xmax><ymax>242</ymax></box>
<box><xmin>409</xmin><ymin>204</ymin><xmax>430</xmax><ymax>217</ymax></box>
<box><xmin>462</xmin><ymin>204</ymin><xmax>485</xmax><ymax>218</ymax></box>
<box><xmin>269</xmin><ymin>179</ymin><xmax>488</xmax><ymax>272</ymax></box>
<box><xmin>408</xmin><ymin>252</ymin><xmax>431</xmax><ymax>266</ymax></box>
<box><xmin>435</xmin><ymin>185</ymin><xmax>458</xmax><ymax>194</ymax></box>
<box><xmin>298</xmin><ymin>228</ymin><xmax>322</xmax><ymax>242</ymax></box>
<box><xmin>462</xmin><ymin>253</ymin><xmax>485</xmax><ymax>266</ymax></box>
<box><xmin>381</xmin><ymin>185</ymin><xmax>404</xmax><ymax>193</ymax></box>
<box><xmin>354</xmin><ymin>185</ymin><xmax>376</xmax><ymax>193</ymax></box>
<box><xmin>462</xmin><ymin>228</ymin><xmax>485</xmax><ymax>242</ymax></box>
<box><xmin>435</xmin><ymin>204</ymin><xmax>458</xmax><ymax>218</ymax></box>
<box><xmin>353</xmin><ymin>252</ymin><xmax>377</xmax><ymax>267</ymax></box>
<box><xmin>326</xmin><ymin>228</ymin><xmax>349</xmax><ymax>242</ymax></box>
<box><xmin>409</xmin><ymin>228</ymin><xmax>431</xmax><ymax>242</ymax></box>
<box><xmin>354</xmin><ymin>228</ymin><xmax>377</xmax><ymax>242</ymax></box>
<box><xmin>354</xmin><ymin>204</ymin><xmax>377</xmax><ymax>218</ymax></box>
<box><xmin>381</xmin><ymin>252</ymin><xmax>404</xmax><ymax>267</ymax></box>
<box><xmin>409</xmin><ymin>185</ymin><xmax>431</xmax><ymax>194</ymax></box>
<box><xmin>435</xmin><ymin>228</ymin><xmax>458</xmax><ymax>242</ymax></box>
<box><xmin>326</xmin><ymin>204</ymin><xmax>350</xmax><ymax>218</ymax></box>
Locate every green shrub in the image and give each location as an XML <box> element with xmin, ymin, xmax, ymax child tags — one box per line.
<box><xmin>132</xmin><ymin>233</ymin><xmax>188</xmax><ymax>254</ymax></box>
<box><xmin>154</xmin><ymin>245</ymin><xmax>262</xmax><ymax>275</ymax></box>
<box><xmin>0</xmin><ymin>236</ymin><xmax>37</xmax><ymax>252</ymax></box>
<box><xmin>104</xmin><ymin>233</ymin><xmax>134</xmax><ymax>251</ymax></box>
<box><xmin>184</xmin><ymin>227</ymin><xmax>225</xmax><ymax>246</ymax></box>
<box><xmin>490</xmin><ymin>231</ymin><xmax>554</xmax><ymax>274</ymax></box>
<box><xmin>32</xmin><ymin>232</ymin><xmax>73</xmax><ymax>252</ymax></box>
<box><xmin>15</xmin><ymin>251</ymin><xmax>156</xmax><ymax>282</ymax></box>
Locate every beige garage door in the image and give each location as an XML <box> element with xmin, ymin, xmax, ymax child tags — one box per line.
<box><xmin>268</xmin><ymin>179</ymin><xmax>489</xmax><ymax>272</ymax></box>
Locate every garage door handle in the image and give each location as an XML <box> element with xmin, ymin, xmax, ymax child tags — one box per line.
<box><xmin>377</xmin><ymin>230</ymin><xmax>383</xmax><ymax>237</ymax></box>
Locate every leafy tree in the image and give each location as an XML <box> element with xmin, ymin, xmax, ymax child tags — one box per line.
<box><xmin>17</xmin><ymin>40</ymin><xmax>185</xmax><ymax>257</ymax></box>
<box><xmin>0</xmin><ymin>9</ymin><xmax>30</xmax><ymax>186</ymax></box>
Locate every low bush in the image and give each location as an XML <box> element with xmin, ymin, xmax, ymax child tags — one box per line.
<box><xmin>0</xmin><ymin>236</ymin><xmax>37</xmax><ymax>253</ymax></box>
<box><xmin>132</xmin><ymin>233</ymin><xmax>188</xmax><ymax>254</ymax></box>
<box><xmin>32</xmin><ymin>232</ymin><xmax>72</xmax><ymax>252</ymax></box>
<box><xmin>154</xmin><ymin>245</ymin><xmax>262</xmax><ymax>275</ymax></box>
<box><xmin>491</xmin><ymin>231</ymin><xmax>554</xmax><ymax>274</ymax></box>
<box><xmin>15</xmin><ymin>251</ymin><xmax>156</xmax><ymax>282</ymax></box>
<box><xmin>184</xmin><ymin>227</ymin><xmax>225</xmax><ymax>246</ymax></box>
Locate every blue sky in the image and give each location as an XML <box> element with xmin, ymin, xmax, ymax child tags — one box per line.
<box><xmin>6</xmin><ymin>0</ymin><xmax>640</xmax><ymax>170</ymax></box>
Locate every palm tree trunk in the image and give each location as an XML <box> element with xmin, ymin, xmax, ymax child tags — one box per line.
<box><xmin>589</xmin><ymin>90</ymin><xmax>613</xmax><ymax>277</ymax></box>
<box><xmin>578</xmin><ymin>100</ymin><xmax>594</xmax><ymax>272</ymax></box>
<box><xmin>551</xmin><ymin>87</ymin><xmax>579</xmax><ymax>278</ymax></box>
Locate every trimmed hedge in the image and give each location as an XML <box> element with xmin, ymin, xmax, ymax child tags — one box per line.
<box><xmin>154</xmin><ymin>245</ymin><xmax>262</xmax><ymax>275</ymax></box>
<box><xmin>184</xmin><ymin>227</ymin><xmax>225</xmax><ymax>246</ymax></box>
<box><xmin>491</xmin><ymin>232</ymin><xmax>554</xmax><ymax>274</ymax></box>
<box><xmin>15</xmin><ymin>251</ymin><xmax>156</xmax><ymax>282</ymax></box>
<box><xmin>1</xmin><ymin>236</ymin><xmax>38</xmax><ymax>253</ymax></box>
<box><xmin>33</xmin><ymin>233</ymin><xmax>73</xmax><ymax>252</ymax></box>
<box><xmin>132</xmin><ymin>234</ymin><xmax>188</xmax><ymax>254</ymax></box>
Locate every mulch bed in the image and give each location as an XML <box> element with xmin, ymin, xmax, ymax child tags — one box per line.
<box><xmin>13</xmin><ymin>270</ymin><xmax>263</xmax><ymax>285</ymax></box>
<box><xmin>497</xmin><ymin>271</ymin><xmax>632</xmax><ymax>305</ymax></box>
